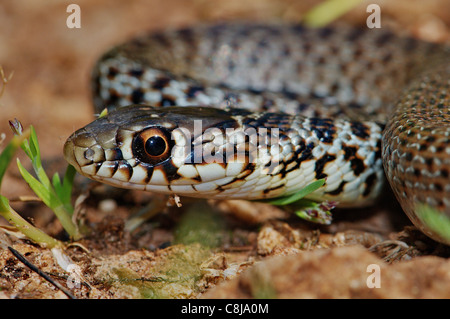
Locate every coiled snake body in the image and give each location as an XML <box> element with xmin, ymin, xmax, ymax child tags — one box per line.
<box><xmin>63</xmin><ymin>23</ymin><xmax>450</xmax><ymax>244</ymax></box>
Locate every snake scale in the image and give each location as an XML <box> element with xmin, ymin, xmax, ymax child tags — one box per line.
<box><xmin>63</xmin><ymin>23</ymin><xmax>450</xmax><ymax>244</ymax></box>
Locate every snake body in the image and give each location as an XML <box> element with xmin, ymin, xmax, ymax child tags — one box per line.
<box><xmin>63</xmin><ymin>23</ymin><xmax>450</xmax><ymax>243</ymax></box>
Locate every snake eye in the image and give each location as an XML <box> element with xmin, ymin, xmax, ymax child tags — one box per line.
<box><xmin>145</xmin><ymin>135</ymin><xmax>166</xmax><ymax>156</ymax></box>
<box><xmin>132</xmin><ymin>127</ymin><xmax>173</xmax><ymax>165</ymax></box>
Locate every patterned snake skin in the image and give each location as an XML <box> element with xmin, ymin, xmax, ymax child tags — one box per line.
<box><xmin>63</xmin><ymin>23</ymin><xmax>450</xmax><ymax>244</ymax></box>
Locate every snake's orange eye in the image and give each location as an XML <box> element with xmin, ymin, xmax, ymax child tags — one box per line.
<box><xmin>132</xmin><ymin>127</ymin><xmax>173</xmax><ymax>165</ymax></box>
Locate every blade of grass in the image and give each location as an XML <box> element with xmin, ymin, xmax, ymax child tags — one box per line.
<box><xmin>257</xmin><ymin>179</ymin><xmax>326</xmax><ymax>206</ymax></box>
<box><xmin>53</xmin><ymin>165</ymin><xmax>76</xmax><ymax>215</ymax></box>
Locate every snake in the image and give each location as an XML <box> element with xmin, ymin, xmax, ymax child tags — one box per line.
<box><xmin>63</xmin><ymin>23</ymin><xmax>450</xmax><ymax>244</ymax></box>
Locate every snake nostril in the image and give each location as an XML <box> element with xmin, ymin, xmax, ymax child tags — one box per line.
<box><xmin>82</xmin><ymin>144</ymin><xmax>106</xmax><ymax>163</ymax></box>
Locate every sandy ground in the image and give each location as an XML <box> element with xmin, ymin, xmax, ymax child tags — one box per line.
<box><xmin>0</xmin><ymin>0</ymin><xmax>450</xmax><ymax>299</ymax></box>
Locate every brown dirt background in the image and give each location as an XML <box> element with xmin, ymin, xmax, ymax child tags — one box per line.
<box><xmin>0</xmin><ymin>0</ymin><xmax>450</xmax><ymax>299</ymax></box>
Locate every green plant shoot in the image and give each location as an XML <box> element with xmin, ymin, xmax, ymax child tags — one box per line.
<box><xmin>8</xmin><ymin>120</ymin><xmax>80</xmax><ymax>240</ymax></box>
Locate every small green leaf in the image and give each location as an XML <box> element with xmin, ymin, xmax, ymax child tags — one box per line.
<box><xmin>61</xmin><ymin>165</ymin><xmax>76</xmax><ymax>201</ymax></box>
<box><xmin>17</xmin><ymin>158</ymin><xmax>59</xmax><ymax>209</ymax></box>
<box><xmin>303</xmin><ymin>0</ymin><xmax>364</xmax><ymax>27</ymax></box>
<box><xmin>52</xmin><ymin>172</ymin><xmax>62</xmax><ymax>192</ymax></box>
<box><xmin>258</xmin><ymin>179</ymin><xmax>326</xmax><ymax>206</ymax></box>
<box><xmin>98</xmin><ymin>108</ymin><xmax>108</xmax><ymax>118</ymax></box>
<box><xmin>29</xmin><ymin>127</ymin><xmax>41</xmax><ymax>164</ymax></box>
<box><xmin>52</xmin><ymin>165</ymin><xmax>76</xmax><ymax>215</ymax></box>
<box><xmin>415</xmin><ymin>204</ymin><xmax>450</xmax><ymax>243</ymax></box>
<box><xmin>28</xmin><ymin>127</ymin><xmax>52</xmax><ymax>190</ymax></box>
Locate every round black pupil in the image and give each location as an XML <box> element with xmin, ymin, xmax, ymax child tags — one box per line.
<box><xmin>145</xmin><ymin>135</ymin><xmax>166</xmax><ymax>157</ymax></box>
